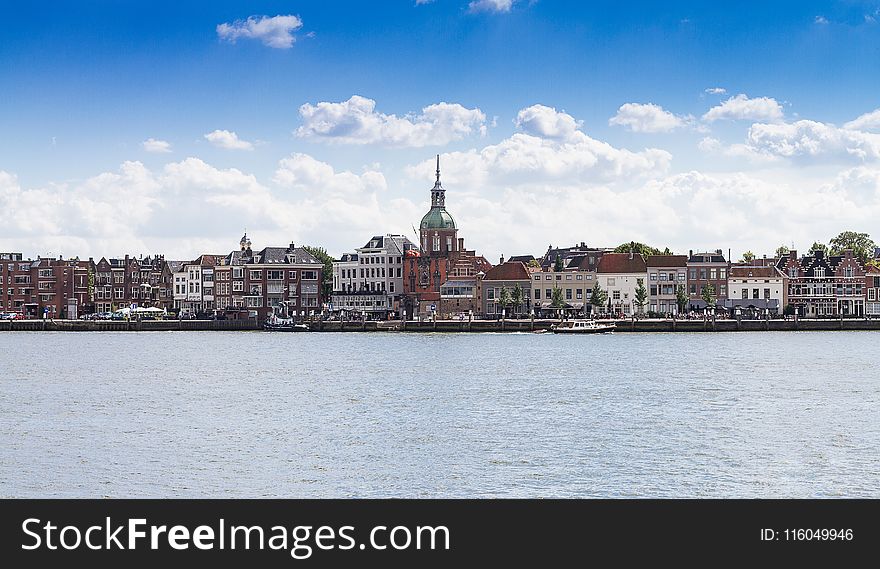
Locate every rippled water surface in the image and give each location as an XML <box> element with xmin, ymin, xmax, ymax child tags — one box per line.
<box><xmin>1</xmin><ymin>331</ymin><xmax>878</xmax><ymax>497</ymax></box>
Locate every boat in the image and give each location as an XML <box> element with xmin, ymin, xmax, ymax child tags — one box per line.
<box><xmin>263</xmin><ymin>303</ymin><xmax>310</xmax><ymax>332</ymax></box>
<box><xmin>551</xmin><ymin>319</ymin><xmax>616</xmax><ymax>334</ymax></box>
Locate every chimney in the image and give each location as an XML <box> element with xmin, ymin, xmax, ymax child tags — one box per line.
<box><xmin>289</xmin><ymin>242</ymin><xmax>296</xmax><ymax>251</ymax></box>
<box><xmin>790</xmin><ymin>250</ymin><xmax>797</xmax><ymax>260</ymax></box>
<box><xmin>629</xmin><ymin>250</ymin><xmax>633</xmax><ymax>260</ymax></box>
<box><xmin>689</xmin><ymin>249</ymin><xmax>693</xmax><ymax>258</ymax></box>
<box><xmin>500</xmin><ymin>255</ymin><xmax>505</xmax><ymax>264</ymax></box>
<box><xmin>458</xmin><ymin>237</ymin><xmax>464</xmax><ymax>251</ymax></box>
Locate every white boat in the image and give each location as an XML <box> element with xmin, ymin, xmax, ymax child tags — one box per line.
<box><xmin>264</xmin><ymin>303</ymin><xmax>310</xmax><ymax>332</ymax></box>
<box><xmin>551</xmin><ymin>319</ymin><xmax>616</xmax><ymax>334</ymax></box>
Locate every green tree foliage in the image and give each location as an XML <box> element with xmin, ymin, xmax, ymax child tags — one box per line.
<box><xmin>775</xmin><ymin>245</ymin><xmax>790</xmax><ymax>258</ymax></box>
<box><xmin>829</xmin><ymin>231</ymin><xmax>877</xmax><ymax>264</ymax></box>
<box><xmin>675</xmin><ymin>284</ymin><xmax>688</xmax><ymax>313</ymax></box>
<box><xmin>810</xmin><ymin>241</ymin><xmax>829</xmax><ymax>256</ymax></box>
<box><xmin>701</xmin><ymin>283</ymin><xmax>717</xmax><ymax>308</ymax></box>
<box><xmin>590</xmin><ymin>283</ymin><xmax>608</xmax><ymax>312</ymax></box>
<box><xmin>499</xmin><ymin>286</ymin><xmax>512</xmax><ymax>311</ymax></box>
<box><xmin>613</xmin><ymin>241</ymin><xmax>668</xmax><ymax>257</ymax></box>
<box><xmin>511</xmin><ymin>284</ymin><xmax>524</xmax><ymax>315</ymax></box>
<box><xmin>634</xmin><ymin>278</ymin><xmax>648</xmax><ymax>314</ymax></box>
<box><xmin>302</xmin><ymin>246</ymin><xmax>334</xmax><ymax>300</ymax></box>
<box><xmin>551</xmin><ymin>286</ymin><xmax>566</xmax><ymax>308</ymax></box>
<box><xmin>554</xmin><ymin>255</ymin><xmax>564</xmax><ymax>272</ymax></box>
<box><xmin>741</xmin><ymin>251</ymin><xmax>756</xmax><ymax>263</ymax></box>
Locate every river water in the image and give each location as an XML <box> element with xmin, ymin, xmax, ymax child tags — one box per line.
<box><xmin>0</xmin><ymin>331</ymin><xmax>877</xmax><ymax>498</ymax></box>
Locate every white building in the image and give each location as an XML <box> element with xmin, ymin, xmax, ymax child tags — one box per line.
<box><xmin>595</xmin><ymin>253</ymin><xmax>648</xmax><ymax>315</ymax></box>
<box><xmin>331</xmin><ymin>234</ymin><xmax>417</xmax><ymax>317</ymax></box>
<box><xmin>172</xmin><ymin>254</ymin><xmax>223</xmax><ymax>316</ymax></box>
<box><xmin>724</xmin><ymin>265</ymin><xmax>785</xmax><ymax>316</ymax></box>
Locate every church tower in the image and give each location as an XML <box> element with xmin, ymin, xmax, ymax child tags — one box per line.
<box><xmin>419</xmin><ymin>155</ymin><xmax>458</xmax><ymax>256</ymax></box>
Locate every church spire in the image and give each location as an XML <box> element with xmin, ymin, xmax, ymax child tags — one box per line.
<box><xmin>431</xmin><ymin>154</ymin><xmax>445</xmax><ymax>208</ymax></box>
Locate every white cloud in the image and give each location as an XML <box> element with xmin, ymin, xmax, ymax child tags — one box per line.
<box><xmin>296</xmin><ymin>95</ymin><xmax>487</xmax><ymax>147</ymax></box>
<box><xmin>514</xmin><ymin>104</ymin><xmax>581</xmax><ymax>140</ymax></box>
<box><xmin>468</xmin><ymin>0</ymin><xmax>515</xmax><ymax>13</ymax></box>
<box><xmin>745</xmin><ymin>120</ymin><xmax>880</xmax><ymax>161</ymax></box>
<box><xmin>216</xmin><ymin>15</ymin><xmax>303</xmax><ymax>49</ymax></box>
<box><xmin>415</xmin><ymin>0</ymin><xmax>435</xmax><ymax>4</ymax></box>
<box><xmin>702</xmin><ymin>94</ymin><xmax>784</xmax><ymax>123</ymax></box>
<box><xmin>704</xmin><ymin>87</ymin><xmax>727</xmax><ymax>95</ymax></box>
<box><xmin>142</xmin><ymin>138</ymin><xmax>172</xmax><ymax>153</ymax></box>
<box><xmin>844</xmin><ymin>108</ymin><xmax>880</xmax><ymax>131</ymax></box>
<box><xmin>204</xmin><ymin>130</ymin><xmax>254</xmax><ymax>150</ymax></box>
<box><xmin>815</xmin><ymin>16</ymin><xmax>829</xmax><ymax>25</ymax></box>
<box><xmin>609</xmin><ymin>103</ymin><xmax>691</xmax><ymax>133</ymax></box>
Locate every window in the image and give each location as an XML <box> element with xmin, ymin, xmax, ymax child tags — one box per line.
<box><xmin>565</xmin><ymin>274</ymin><xmax>572</xmax><ymax>280</ymax></box>
<box><xmin>289</xmin><ymin>271</ymin><xmax>297</xmax><ymax>280</ymax></box>
<box><xmin>612</xmin><ymin>291</ymin><xmax>621</xmax><ymax>300</ymax></box>
<box><xmin>753</xmin><ymin>288</ymin><xmax>760</xmax><ymax>299</ymax></box>
<box><xmin>844</xmin><ymin>267</ymin><xmax>854</xmax><ymax>278</ymax></box>
<box><xmin>764</xmin><ymin>288</ymin><xmax>771</xmax><ymax>299</ymax></box>
<box><xmin>534</xmin><ymin>276</ymin><xmax>541</xmax><ymax>281</ymax></box>
<box><xmin>233</xmin><ymin>267</ymin><xmax>243</xmax><ymax>279</ymax></box>
<box><xmin>545</xmin><ymin>275</ymin><xmax>552</xmax><ymax>280</ymax></box>
<box><xmin>650</xmin><ymin>286</ymin><xmax>658</xmax><ymax>296</ymax></box>
<box><xmin>689</xmin><ymin>268</ymin><xmax>697</xmax><ymax>280</ymax></box>
<box><xmin>650</xmin><ymin>273</ymin><xmax>658</xmax><ymax>281</ymax></box>
<box><xmin>690</xmin><ymin>284</ymin><xmax>696</xmax><ymax>294</ymax></box>
<box><xmin>546</xmin><ymin>289</ymin><xmax>551</xmax><ymax>299</ymax></box>
<box><xmin>719</xmin><ymin>268</ymin><xmax>727</xmax><ymax>279</ymax></box>
<box><xmin>302</xmin><ymin>270</ymin><xmax>318</xmax><ymax>280</ymax></box>
<box><xmin>576</xmin><ymin>289</ymin><xmax>583</xmax><ymax>300</ymax></box>
<box><xmin>565</xmin><ymin>289</ymin><xmax>572</xmax><ymax>300</ymax></box>
<box><xmin>700</xmin><ymin>269</ymin><xmax>707</xmax><ymax>280</ymax></box>
<box><xmin>268</xmin><ymin>270</ymin><xmax>283</xmax><ymax>280</ymax></box>
<box><xmin>742</xmin><ymin>289</ymin><xmax>748</xmax><ymax>300</ymax></box>
<box><xmin>576</xmin><ymin>275</ymin><xmax>583</xmax><ymax>281</ymax></box>
<box><xmin>487</xmin><ymin>288</ymin><xmax>495</xmax><ymax>300</ymax></box>
<box><xmin>678</xmin><ymin>273</ymin><xmax>686</xmax><ymax>281</ymax></box>
<box><xmin>534</xmin><ymin>289</ymin><xmax>541</xmax><ymax>299</ymax></box>
<box><xmin>433</xmin><ymin>235</ymin><xmax>440</xmax><ymax>251</ymax></box>
<box><xmin>232</xmin><ymin>281</ymin><xmax>243</xmax><ymax>292</ymax></box>
<box><xmin>250</xmin><ymin>270</ymin><xmax>262</xmax><ymax>280</ymax></box>
<box><xmin>719</xmin><ymin>285</ymin><xmax>727</xmax><ymax>296</ymax></box>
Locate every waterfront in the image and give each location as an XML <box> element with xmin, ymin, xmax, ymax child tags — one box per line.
<box><xmin>1</xmin><ymin>331</ymin><xmax>878</xmax><ymax>498</ymax></box>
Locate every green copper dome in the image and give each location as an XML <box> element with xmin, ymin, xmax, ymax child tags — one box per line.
<box><xmin>420</xmin><ymin>207</ymin><xmax>456</xmax><ymax>230</ymax></box>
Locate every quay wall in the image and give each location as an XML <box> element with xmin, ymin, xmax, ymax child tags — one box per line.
<box><xmin>1</xmin><ymin>318</ymin><xmax>879</xmax><ymax>333</ymax></box>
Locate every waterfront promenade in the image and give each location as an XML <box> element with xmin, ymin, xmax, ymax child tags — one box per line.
<box><xmin>2</xmin><ymin>317</ymin><xmax>880</xmax><ymax>333</ymax></box>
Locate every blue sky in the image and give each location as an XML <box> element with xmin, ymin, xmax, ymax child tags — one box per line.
<box><xmin>2</xmin><ymin>1</ymin><xmax>880</xmax><ymax>260</ymax></box>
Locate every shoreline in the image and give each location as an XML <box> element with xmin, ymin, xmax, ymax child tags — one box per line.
<box><xmin>2</xmin><ymin>318</ymin><xmax>880</xmax><ymax>333</ymax></box>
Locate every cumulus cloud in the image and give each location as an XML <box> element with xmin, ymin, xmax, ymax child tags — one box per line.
<box><xmin>216</xmin><ymin>15</ymin><xmax>303</xmax><ymax>49</ymax></box>
<box><xmin>705</xmin><ymin>87</ymin><xmax>727</xmax><ymax>95</ymax></box>
<box><xmin>844</xmin><ymin>108</ymin><xmax>880</xmax><ymax>131</ymax></box>
<box><xmin>815</xmin><ymin>16</ymin><xmax>829</xmax><ymax>25</ymax></box>
<box><xmin>609</xmin><ymin>103</ymin><xmax>691</xmax><ymax>133</ymax></box>
<box><xmin>296</xmin><ymin>95</ymin><xmax>487</xmax><ymax>147</ymax></box>
<box><xmin>142</xmin><ymin>138</ymin><xmax>172</xmax><ymax>153</ymax></box>
<box><xmin>204</xmin><ymin>130</ymin><xmax>254</xmax><ymax>150</ymax></box>
<box><xmin>702</xmin><ymin>94</ymin><xmax>784</xmax><ymax>123</ymax></box>
<box><xmin>468</xmin><ymin>0</ymin><xmax>515</xmax><ymax>13</ymax></box>
<box><xmin>745</xmin><ymin>120</ymin><xmax>880</xmax><ymax>161</ymax></box>
<box><xmin>514</xmin><ymin>105</ymin><xmax>581</xmax><ymax>140</ymax></box>
<box><xmin>0</xmin><ymin>156</ymin><xmax>421</xmax><ymax>260</ymax></box>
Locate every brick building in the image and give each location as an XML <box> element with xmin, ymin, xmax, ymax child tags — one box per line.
<box><xmin>777</xmin><ymin>249</ymin><xmax>865</xmax><ymax>317</ymax></box>
<box><xmin>0</xmin><ymin>253</ymin><xmax>95</xmax><ymax>318</ymax></box>
<box><xmin>94</xmin><ymin>255</ymin><xmax>173</xmax><ymax>314</ymax></box>
<box><xmin>212</xmin><ymin>234</ymin><xmax>323</xmax><ymax>321</ymax></box>
<box><xmin>687</xmin><ymin>249</ymin><xmax>729</xmax><ymax>310</ymax></box>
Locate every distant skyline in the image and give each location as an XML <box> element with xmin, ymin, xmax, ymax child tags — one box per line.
<box><xmin>2</xmin><ymin>1</ymin><xmax>880</xmax><ymax>261</ymax></box>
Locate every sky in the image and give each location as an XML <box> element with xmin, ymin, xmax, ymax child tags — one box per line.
<box><xmin>2</xmin><ymin>0</ymin><xmax>880</xmax><ymax>261</ymax></box>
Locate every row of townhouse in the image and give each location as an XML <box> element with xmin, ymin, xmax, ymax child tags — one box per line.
<box><xmin>172</xmin><ymin>234</ymin><xmax>324</xmax><ymax>320</ymax></box>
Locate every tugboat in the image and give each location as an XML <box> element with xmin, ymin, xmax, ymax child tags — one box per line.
<box><xmin>263</xmin><ymin>302</ymin><xmax>310</xmax><ymax>332</ymax></box>
<box><xmin>551</xmin><ymin>319</ymin><xmax>616</xmax><ymax>334</ymax></box>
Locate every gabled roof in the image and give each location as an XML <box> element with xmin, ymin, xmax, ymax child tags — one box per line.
<box><xmin>688</xmin><ymin>251</ymin><xmax>727</xmax><ymax>263</ymax></box>
<box><xmin>483</xmin><ymin>261</ymin><xmax>530</xmax><ymax>281</ymax></box>
<box><xmin>646</xmin><ymin>254</ymin><xmax>687</xmax><ymax>268</ymax></box>
<box><xmin>597</xmin><ymin>253</ymin><xmax>647</xmax><ymax>273</ymax></box>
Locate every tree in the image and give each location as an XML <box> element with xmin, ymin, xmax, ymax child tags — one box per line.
<box><xmin>741</xmin><ymin>250</ymin><xmax>756</xmax><ymax>263</ymax></box>
<box><xmin>551</xmin><ymin>286</ymin><xmax>565</xmax><ymax>309</ymax></box>
<box><xmin>499</xmin><ymin>286</ymin><xmax>512</xmax><ymax>315</ymax></box>
<box><xmin>701</xmin><ymin>283</ymin><xmax>717</xmax><ymax>309</ymax></box>
<box><xmin>675</xmin><ymin>284</ymin><xmax>688</xmax><ymax>314</ymax></box>
<box><xmin>511</xmin><ymin>284</ymin><xmax>524</xmax><ymax>316</ymax></box>
<box><xmin>614</xmin><ymin>241</ymin><xmax>665</xmax><ymax>257</ymax></box>
<box><xmin>527</xmin><ymin>259</ymin><xmax>541</xmax><ymax>269</ymax></box>
<box><xmin>634</xmin><ymin>278</ymin><xmax>648</xmax><ymax>314</ymax></box>
<box><xmin>829</xmin><ymin>231</ymin><xmax>877</xmax><ymax>264</ymax></box>
<box><xmin>554</xmin><ymin>255</ymin><xmax>564</xmax><ymax>272</ymax></box>
<box><xmin>590</xmin><ymin>283</ymin><xmax>608</xmax><ymax>314</ymax></box>
<box><xmin>775</xmin><ymin>245</ymin><xmax>790</xmax><ymax>258</ymax></box>
<box><xmin>783</xmin><ymin>304</ymin><xmax>796</xmax><ymax>316</ymax></box>
<box><xmin>810</xmin><ymin>241</ymin><xmax>829</xmax><ymax>256</ymax></box>
<box><xmin>302</xmin><ymin>246</ymin><xmax>334</xmax><ymax>300</ymax></box>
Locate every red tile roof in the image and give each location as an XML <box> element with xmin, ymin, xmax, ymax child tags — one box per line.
<box><xmin>729</xmin><ymin>266</ymin><xmax>781</xmax><ymax>278</ymax></box>
<box><xmin>596</xmin><ymin>253</ymin><xmax>647</xmax><ymax>273</ymax></box>
<box><xmin>483</xmin><ymin>261</ymin><xmax>530</xmax><ymax>281</ymax></box>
